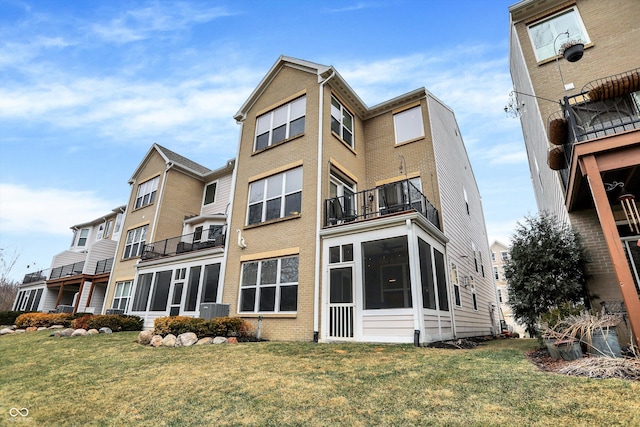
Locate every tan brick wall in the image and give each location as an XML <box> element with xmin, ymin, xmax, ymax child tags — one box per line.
<box><xmin>223</xmin><ymin>66</ymin><xmax>321</xmax><ymax>341</ymax></box>
<box><xmin>105</xmin><ymin>150</ymin><xmax>204</xmax><ymax>312</ymax></box>
<box><xmin>513</xmin><ymin>0</ymin><xmax>640</xmax><ymax>124</ymax></box>
<box><xmin>568</xmin><ymin>209</ymin><xmax>623</xmax><ymax>305</ymax></box>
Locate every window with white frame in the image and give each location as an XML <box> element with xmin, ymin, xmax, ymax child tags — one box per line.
<box><xmin>76</xmin><ymin>228</ymin><xmax>89</xmax><ymax>247</ymax></box>
<box><xmin>135</xmin><ymin>176</ymin><xmax>159</xmax><ymax>209</ymax></box>
<box><xmin>472</xmin><ymin>241</ymin><xmax>478</xmax><ymax>272</ymax></box>
<box><xmin>104</xmin><ymin>220</ymin><xmax>113</xmax><ymax>239</ymax></box>
<box><xmin>247</xmin><ymin>167</ymin><xmax>302</xmax><ymax>225</ymax></box>
<box><xmin>331</xmin><ymin>96</ymin><xmax>354</xmax><ymax>147</ymax></box>
<box><xmin>471</xmin><ymin>277</ymin><xmax>478</xmax><ymax>311</ymax></box>
<box><xmin>527</xmin><ymin>7</ymin><xmax>590</xmax><ymax>62</ymax></box>
<box><xmin>498</xmin><ymin>289</ymin><xmax>503</xmax><ymax>303</ymax></box>
<box><xmin>123</xmin><ymin>225</ymin><xmax>148</xmax><ymax>259</ymax></box>
<box><xmin>329</xmin><ymin>173</ymin><xmax>356</xmax><ymax>222</ymax></box>
<box><xmin>255</xmin><ymin>96</ymin><xmax>306</xmax><ymax>151</ymax></box>
<box><xmin>501</xmin><ymin>251</ymin><xmax>509</xmax><ymax>261</ymax></box>
<box><xmin>204</xmin><ymin>182</ymin><xmax>217</xmax><ymax>205</ymax></box>
<box><xmin>493</xmin><ymin>266</ymin><xmax>499</xmax><ymax>280</ymax></box>
<box><xmin>393</xmin><ymin>105</ymin><xmax>424</xmax><ymax>144</ymax></box>
<box><xmin>112</xmin><ymin>281</ymin><xmax>132</xmax><ymax>311</ymax></box>
<box><xmin>239</xmin><ymin>256</ymin><xmax>299</xmax><ymax>313</ymax></box>
<box><xmin>451</xmin><ymin>263</ymin><xmax>461</xmax><ymax>307</ymax></box>
<box><xmin>13</xmin><ymin>288</ymin><xmax>43</xmax><ymax>311</ymax></box>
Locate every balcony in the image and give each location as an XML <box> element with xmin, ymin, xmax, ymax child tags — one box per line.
<box><xmin>552</xmin><ymin>68</ymin><xmax>640</xmax><ymax>190</ymax></box>
<box><xmin>49</xmin><ymin>261</ymin><xmax>85</xmax><ymax>280</ymax></box>
<box><xmin>22</xmin><ymin>269</ymin><xmax>49</xmax><ymax>284</ymax></box>
<box><xmin>142</xmin><ymin>227</ymin><xmax>225</xmax><ymax>261</ymax></box>
<box><xmin>94</xmin><ymin>257</ymin><xmax>114</xmax><ymax>275</ymax></box>
<box><xmin>323</xmin><ymin>179</ymin><xmax>440</xmax><ymax>229</ymax></box>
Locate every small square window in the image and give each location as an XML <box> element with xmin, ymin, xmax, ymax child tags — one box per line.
<box><xmin>394</xmin><ymin>106</ymin><xmax>424</xmax><ymax>144</ymax></box>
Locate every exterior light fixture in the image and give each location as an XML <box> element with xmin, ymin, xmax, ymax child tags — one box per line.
<box><xmin>619</xmin><ymin>188</ymin><xmax>640</xmax><ymax>234</ymax></box>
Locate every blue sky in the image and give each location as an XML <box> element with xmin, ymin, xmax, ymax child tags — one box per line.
<box><xmin>0</xmin><ymin>0</ymin><xmax>536</xmax><ymax>282</ymax></box>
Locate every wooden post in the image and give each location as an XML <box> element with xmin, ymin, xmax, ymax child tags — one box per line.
<box><xmin>581</xmin><ymin>154</ymin><xmax>640</xmax><ymax>347</ymax></box>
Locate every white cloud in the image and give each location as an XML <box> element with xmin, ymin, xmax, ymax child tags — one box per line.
<box><xmin>479</xmin><ymin>143</ymin><xmax>528</xmax><ymax>165</ymax></box>
<box><xmin>0</xmin><ymin>184</ymin><xmax>117</xmax><ymax>235</ymax></box>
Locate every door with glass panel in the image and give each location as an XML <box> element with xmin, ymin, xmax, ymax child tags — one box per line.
<box><xmin>328</xmin><ymin>266</ymin><xmax>355</xmax><ymax>339</ymax></box>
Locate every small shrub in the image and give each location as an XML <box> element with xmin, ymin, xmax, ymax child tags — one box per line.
<box><xmin>86</xmin><ymin>315</ymin><xmax>143</xmax><ymax>332</ymax></box>
<box><xmin>155</xmin><ymin>316</ymin><xmax>207</xmax><ymax>338</ymax></box>
<box><xmin>15</xmin><ymin>312</ymin><xmax>73</xmax><ymax>328</ymax></box>
<box><xmin>154</xmin><ymin>316</ymin><xmax>252</xmax><ymax>338</ymax></box>
<box><xmin>71</xmin><ymin>314</ymin><xmax>94</xmax><ymax>330</ymax></box>
<box><xmin>0</xmin><ymin>311</ymin><xmax>29</xmax><ymax>326</ymax></box>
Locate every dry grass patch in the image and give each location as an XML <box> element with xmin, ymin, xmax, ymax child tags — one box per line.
<box><xmin>1</xmin><ymin>332</ymin><xmax>639</xmax><ymax>426</ymax></box>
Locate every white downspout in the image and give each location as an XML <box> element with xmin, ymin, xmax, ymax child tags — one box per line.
<box><xmin>314</xmin><ymin>69</ymin><xmax>335</xmax><ymax>341</ymax></box>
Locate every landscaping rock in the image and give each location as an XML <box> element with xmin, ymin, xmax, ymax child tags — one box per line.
<box><xmin>72</xmin><ymin>329</ymin><xmax>87</xmax><ymax>336</ymax></box>
<box><xmin>49</xmin><ymin>325</ymin><xmax>65</xmax><ymax>329</ymax></box>
<box><xmin>26</xmin><ymin>326</ymin><xmax>38</xmax><ymax>332</ymax></box>
<box><xmin>37</xmin><ymin>327</ymin><xmax>48</xmax><ymax>331</ymax></box>
<box><xmin>99</xmin><ymin>327</ymin><xmax>113</xmax><ymax>334</ymax></box>
<box><xmin>227</xmin><ymin>337</ymin><xmax>238</xmax><ymax>344</ymax></box>
<box><xmin>59</xmin><ymin>328</ymin><xmax>75</xmax><ymax>337</ymax></box>
<box><xmin>87</xmin><ymin>329</ymin><xmax>99</xmax><ymax>335</ymax></box>
<box><xmin>176</xmin><ymin>332</ymin><xmax>198</xmax><ymax>347</ymax></box>
<box><xmin>213</xmin><ymin>336</ymin><xmax>228</xmax><ymax>345</ymax></box>
<box><xmin>14</xmin><ymin>329</ymin><xmax>26</xmax><ymax>333</ymax></box>
<box><xmin>196</xmin><ymin>337</ymin><xmax>214</xmax><ymax>345</ymax></box>
<box><xmin>0</xmin><ymin>328</ymin><xmax>15</xmax><ymax>335</ymax></box>
<box><xmin>137</xmin><ymin>330</ymin><xmax>154</xmax><ymax>345</ymax></box>
<box><xmin>162</xmin><ymin>334</ymin><xmax>177</xmax><ymax>347</ymax></box>
<box><xmin>150</xmin><ymin>335</ymin><xmax>163</xmax><ymax>347</ymax></box>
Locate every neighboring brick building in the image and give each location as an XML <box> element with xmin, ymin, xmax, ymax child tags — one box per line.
<box><xmin>508</xmin><ymin>0</ymin><xmax>640</xmax><ymax>345</ymax></box>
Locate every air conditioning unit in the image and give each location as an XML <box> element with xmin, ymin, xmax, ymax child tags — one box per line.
<box><xmin>199</xmin><ymin>303</ymin><xmax>230</xmax><ymax>320</ymax></box>
<box><xmin>106</xmin><ymin>308</ymin><xmax>125</xmax><ymax>315</ymax></box>
<box><xmin>57</xmin><ymin>305</ymin><xmax>74</xmax><ymax>313</ymax></box>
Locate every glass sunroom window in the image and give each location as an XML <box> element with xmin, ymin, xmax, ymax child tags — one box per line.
<box><xmin>255</xmin><ymin>96</ymin><xmax>306</xmax><ymax>151</ymax></box>
<box><xmin>362</xmin><ymin>236</ymin><xmax>411</xmax><ymax>309</ymax></box>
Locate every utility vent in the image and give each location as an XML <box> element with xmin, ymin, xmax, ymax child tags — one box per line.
<box><xmin>106</xmin><ymin>308</ymin><xmax>125</xmax><ymax>315</ymax></box>
<box><xmin>199</xmin><ymin>303</ymin><xmax>230</xmax><ymax>320</ymax></box>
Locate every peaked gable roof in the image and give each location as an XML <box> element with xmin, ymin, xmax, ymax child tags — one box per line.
<box><xmin>129</xmin><ymin>143</ymin><xmax>212</xmax><ymax>183</ymax></box>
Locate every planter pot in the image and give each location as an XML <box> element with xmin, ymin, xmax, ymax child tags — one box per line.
<box><xmin>562</xmin><ymin>43</ymin><xmax>584</xmax><ymax>62</ymax></box>
<box><xmin>548</xmin><ymin>146</ymin><xmax>565</xmax><ymax>170</ymax></box>
<box><xmin>544</xmin><ymin>338</ymin><xmax>561</xmax><ymax>360</ymax></box>
<box><xmin>556</xmin><ymin>339</ymin><xmax>583</xmax><ymax>361</ymax></box>
<box><xmin>588</xmin><ymin>326</ymin><xmax>621</xmax><ymax>358</ymax></box>
<box><xmin>548</xmin><ymin>118</ymin><xmax>568</xmax><ymax>146</ymax></box>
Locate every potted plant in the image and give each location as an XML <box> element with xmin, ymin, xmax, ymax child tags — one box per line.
<box><xmin>558</xmin><ymin>311</ymin><xmax>623</xmax><ymax>358</ymax></box>
<box><xmin>559</xmin><ymin>39</ymin><xmax>584</xmax><ymax>63</ymax></box>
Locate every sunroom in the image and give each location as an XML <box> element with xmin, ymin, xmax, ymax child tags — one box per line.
<box><xmin>319</xmin><ymin>211</ymin><xmax>452</xmax><ymax>345</ymax></box>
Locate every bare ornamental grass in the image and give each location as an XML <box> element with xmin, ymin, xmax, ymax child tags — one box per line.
<box><xmin>0</xmin><ymin>332</ymin><xmax>639</xmax><ymax>426</ymax></box>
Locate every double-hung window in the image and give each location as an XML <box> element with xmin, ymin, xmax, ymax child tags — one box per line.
<box><xmin>527</xmin><ymin>6</ymin><xmax>590</xmax><ymax>62</ymax></box>
<box><xmin>135</xmin><ymin>176</ymin><xmax>159</xmax><ymax>209</ymax></box>
<box><xmin>255</xmin><ymin>96</ymin><xmax>306</xmax><ymax>151</ymax></box>
<box><xmin>204</xmin><ymin>182</ymin><xmax>217</xmax><ymax>205</ymax></box>
<box><xmin>76</xmin><ymin>228</ymin><xmax>89</xmax><ymax>247</ymax></box>
<box><xmin>394</xmin><ymin>105</ymin><xmax>424</xmax><ymax>144</ymax></box>
<box><xmin>112</xmin><ymin>281</ymin><xmax>132</xmax><ymax>311</ymax></box>
<box><xmin>123</xmin><ymin>225</ymin><xmax>148</xmax><ymax>259</ymax></box>
<box><xmin>247</xmin><ymin>167</ymin><xmax>302</xmax><ymax>225</ymax></box>
<box><xmin>240</xmin><ymin>256</ymin><xmax>299</xmax><ymax>313</ymax></box>
<box><xmin>331</xmin><ymin>96</ymin><xmax>354</xmax><ymax>147</ymax></box>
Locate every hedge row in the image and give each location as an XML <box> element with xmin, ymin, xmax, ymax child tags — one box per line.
<box><xmin>0</xmin><ymin>311</ymin><xmax>31</xmax><ymax>326</ymax></box>
<box><xmin>15</xmin><ymin>312</ymin><xmax>142</xmax><ymax>331</ymax></box>
<box><xmin>154</xmin><ymin>316</ymin><xmax>251</xmax><ymax>339</ymax></box>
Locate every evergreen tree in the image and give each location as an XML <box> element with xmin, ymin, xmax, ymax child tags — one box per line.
<box><xmin>504</xmin><ymin>213</ymin><xmax>589</xmax><ymax>336</ymax></box>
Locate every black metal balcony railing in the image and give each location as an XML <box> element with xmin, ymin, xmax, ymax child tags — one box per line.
<box><xmin>142</xmin><ymin>227</ymin><xmax>226</xmax><ymax>261</ymax></box>
<box><xmin>95</xmin><ymin>257</ymin><xmax>114</xmax><ymax>275</ymax></box>
<box><xmin>22</xmin><ymin>269</ymin><xmax>49</xmax><ymax>284</ymax></box>
<box><xmin>559</xmin><ymin>68</ymin><xmax>640</xmax><ymax>189</ymax></box>
<box><xmin>49</xmin><ymin>261</ymin><xmax>85</xmax><ymax>280</ymax></box>
<box><xmin>324</xmin><ymin>179</ymin><xmax>440</xmax><ymax>229</ymax></box>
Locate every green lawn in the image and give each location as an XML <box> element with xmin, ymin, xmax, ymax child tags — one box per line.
<box><xmin>1</xmin><ymin>332</ymin><xmax>638</xmax><ymax>426</ymax></box>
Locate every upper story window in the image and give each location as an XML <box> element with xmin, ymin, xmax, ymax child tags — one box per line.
<box><xmin>247</xmin><ymin>167</ymin><xmax>302</xmax><ymax>225</ymax></box>
<box><xmin>123</xmin><ymin>225</ymin><xmax>148</xmax><ymax>259</ymax></box>
<box><xmin>394</xmin><ymin>105</ymin><xmax>424</xmax><ymax>144</ymax></box>
<box><xmin>501</xmin><ymin>251</ymin><xmax>509</xmax><ymax>261</ymax></box>
<box><xmin>103</xmin><ymin>220</ymin><xmax>113</xmax><ymax>239</ymax></box>
<box><xmin>204</xmin><ymin>182</ymin><xmax>217</xmax><ymax>205</ymax></box>
<box><xmin>331</xmin><ymin>96</ymin><xmax>354</xmax><ymax>148</ymax></box>
<box><xmin>76</xmin><ymin>228</ymin><xmax>89</xmax><ymax>247</ymax></box>
<box><xmin>135</xmin><ymin>176</ymin><xmax>159</xmax><ymax>209</ymax></box>
<box><xmin>527</xmin><ymin>7</ymin><xmax>590</xmax><ymax>62</ymax></box>
<box><xmin>255</xmin><ymin>96</ymin><xmax>306</xmax><ymax>151</ymax></box>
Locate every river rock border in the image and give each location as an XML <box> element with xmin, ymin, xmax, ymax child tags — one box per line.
<box><xmin>137</xmin><ymin>330</ymin><xmax>238</xmax><ymax>348</ymax></box>
<box><xmin>0</xmin><ymin>325</ymin><xmax>114</xmax><ymax>336</ymax></box>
